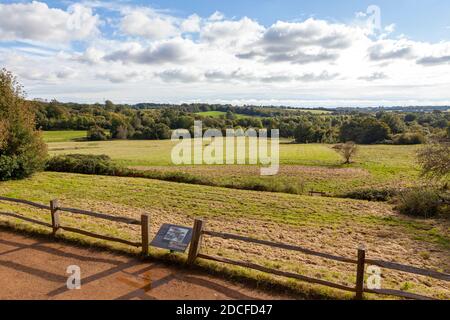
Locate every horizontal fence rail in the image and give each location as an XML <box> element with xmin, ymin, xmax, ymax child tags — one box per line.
<box><xmin>203</xmin><ymin>230</ymin><xmax>357</xmax><ymax>264</ymax></box>
<box><xmin>0</xmin><ymin>196</ymin><xmax>51</xmax><ymax>210</ymax></box>
<box><xmin>365</xmin><ymin>258</ymin><xmax>450</xmax><ymax>282</ymax></box>
<box><xmin>58</xmin><ymin>206</ymin><xmax>141</xmax><ymax>225</ymax></box>
<box><xmin>199</xmin><ymin>221</ymin><xmax>450</xmax><ymax>300</ymax></box>
<box><xmin>0</xmin><ymin>196</ymin><xmax>148</xmax><ymax>254</ymax></box>
<box><xmin>197</xmin><ymin>253</ymin><xmax>356</xmax><ymax>293</ymax></box>
<box><xmin>0</xmin><ymin>211</ymin><xmax>52</xmax><ymax>228</ymax></box>
<box><xmin>59</xmin><ymin>226</ymin><xmax>141</xmax><ymax>247</ymax></box>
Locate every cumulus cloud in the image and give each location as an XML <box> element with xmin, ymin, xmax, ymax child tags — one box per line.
<box><xmin>235</xmin><ymin>18</ymin><xmax>360</xmax><ymax>65</ymax></box>
<box><xmin>181</xmin><ymin>14</ymin><xmax>201</xmax><ymax>33</ymax></box>
<box><xmin>262</xmin><ymin>19</ymin><xmax>354</xmax><ymax>50</ymax></box>
<box><xmin>417</xmin><ymin>55</ymin><xmax>450</xmax><ymax>66</ymax></box>
<box><xmin>74</xmin><ymin>47</ymin><xmax>105</xmax><ymax>64</ymax></box>
<box><xmin>200</xmin><ymin>17</ymin><xmax>264</xmax><ymax>49</ymax></box>
<box><xmin>120</xmin><ymin>10</ymin><xmax>179</xmax><ymax>40</ymax></box>
<box><xmin>208</xmin><ymin>11</ymin><xmax>225</xmax><ymax>21</ymax></box>
<box><xmin>264</xmin><ymin>51</ymin><xmax>339</xmax><ymax>64</ymax></box>
<box><xmin>96</xmin><ymin>71</ymin><xmax>140</xmax><ymax>83</ymax></box>
<box><xmin>368</xmin><ymin>42</ymin><xmax>414</xmax><ymax>61</ymax></box>
<box><xmin>0</xmin><ymin>1</ymin><xmax>99</xmax><ymax>43</ymax></box>
<box><xmin>104</xmin><ymin>38</ymin><xmax>197</xmax><ymax>65</ymax></box>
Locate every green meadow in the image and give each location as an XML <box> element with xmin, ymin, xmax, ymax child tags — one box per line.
<box><xmin>45</xmin><ymin>132</ymin><xmax>421</xmax><ymax>195</ymax></box>
<box><xmin>42</xmin><ymin>130</ymin><xmax>87</xmax><ymax>143</ymax></box>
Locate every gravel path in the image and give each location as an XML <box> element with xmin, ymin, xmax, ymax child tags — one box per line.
<box><xmin>0</xmin><ymin>230</ymin><xmax>289</xmax><ymax>300</ymax></box>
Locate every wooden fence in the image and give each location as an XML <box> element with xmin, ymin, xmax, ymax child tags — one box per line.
<box><xmin>186</xmin><ymin>219</ymin><xmax>450</xmax><ymax>301</ymax></box>
<box><xmin>0</xmin><ymin>196</ymin><xmax>449</xmax><ymax>300</ymax></box>
<box><xmin>0</xmin><ymin>196</ymin><xmax>147</xmax><ymax>250</ymax></box>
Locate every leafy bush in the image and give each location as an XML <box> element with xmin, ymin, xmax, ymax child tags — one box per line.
<box><xmin>46</xmin><ymin>154</ymin><xmax>120</xmax><ymax>175</ymax></box>
<box><xmin>87</xmin><ymin>126</ymin><xmax>108</xmax><ymax>141</ymax></box>
<box><xmin>0</xmin><ymin>69</ymin><xmax>47</xmax><ymax>180</ymax></box>
<box><xmin>342</xmin><ymin>188</ymin><xmax>397</xmax><ymax>202</ymax></box>
<box><xmin>392</xmin><ymin>132</ymin><xmax>425</xmax><ymax>145</ymax></box>
<box><xmin>394</xmin><ymin>187</ymin><xmax>447</xmax><ymax>218</ymax></box>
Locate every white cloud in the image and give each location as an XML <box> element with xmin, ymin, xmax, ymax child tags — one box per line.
<box><xmin>368</xmin><ymin>40</ymin><xmax>416</xmax><ymax>61</ymax></box>
<box><xmin>120</xmin><ymin>10</ymin><xmax>179</xmax><ymax>40</ymax></box>
<box><xmin>181</xmin><ymin>14</ymin><xmax>201</xmax><ymax>33</ymax></box>
<box><xmin>104</xmin><ymin>38</ymin><xmax>197</xmax><ymax>65</ymax></box>
<box><xmin>208</xmin><ymin>11</ymin><xmax>225</xmax><ymax>21</ymax></box>
<box><xmin>236</xmin><ymin>18</ymin><xmax>364</xmax><ymax>65</ymax></box>
<box><xmin>200</xmin><ymin>17</ymin><xmax>264</xmax><ymax>49</ymax></box>
<box><xmin>0</xmin><ymin>1</ymin><xmax>99</xmax><ymax>43</ymax></box>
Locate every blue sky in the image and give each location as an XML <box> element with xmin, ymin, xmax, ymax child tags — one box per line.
<box><xmin>1</xmin><ymin>0</ymin><xmax>450</xmax><ymax>106</ymax></box>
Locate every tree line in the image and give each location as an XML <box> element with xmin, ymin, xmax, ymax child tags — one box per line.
<box><xmin>31</xmin><ymin>99</ymin><xmax>449</xmax><ymax>144</ymax></box>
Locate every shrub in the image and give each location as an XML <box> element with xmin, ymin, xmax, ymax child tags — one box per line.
<box><xmin>342</xmin><ymin>188</ymin><xmax>397</xmax><ymax>202</ymax></box>
<box><xmin>394</xmin><ymin>187</ymin><xmax>447</xmax><ymax>218</ymax></box>
<box><xmin>46</xmin><ymin>154</ymin><xmax>120</xmax><ymax>175</ymax></box>
<box><xmin>87</xmin><ymin>126</ymin><xmax>108</xmax><ymax>141</ymax></box>
<box><xmin>392</xmin><ymin>132</ymin><xmax>425</xmax><ymax>145</ymax></box>
<box><xmin>0</xmin><ymin>69</ymin><xmax>47</xmax><ymax>180</ymax></box>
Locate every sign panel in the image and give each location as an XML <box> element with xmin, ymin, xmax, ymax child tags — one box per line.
<box><xmin>150</xmin><ymin>224</ymin><xmax>193</xmax><ymax>253</ymax></box>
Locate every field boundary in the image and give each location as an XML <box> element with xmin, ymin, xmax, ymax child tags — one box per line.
<box><xmin>0</xmin><ymin>196</ymin><xmax>449</xmax><ymax>300</ymax></box>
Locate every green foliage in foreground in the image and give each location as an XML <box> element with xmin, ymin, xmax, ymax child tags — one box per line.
<box><xmin>0</xmin><ymin>69</ymin><xmax>47</xmax><ymax>181</ymax></box>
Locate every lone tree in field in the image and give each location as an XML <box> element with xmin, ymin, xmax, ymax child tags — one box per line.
<box><xmin>333</xmin><ymin>141</ymin><xmax>358</xmax><ymax>164</ymax></box>
<box><xmin>0</xmin><ymin>69</ymin><xmax>47</xmax><ymax>180</ymax></box>
<box><xmin>417</xmin><ymin>139</ymin><xmax>450</xmax><ymax>184</ymax></box>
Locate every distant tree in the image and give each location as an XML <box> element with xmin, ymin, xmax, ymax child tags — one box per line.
<box><xmin>340</xmin><ymin>118</ymin><xmax>390</xmax><ymax>144</ymax></box>
<box><xmin>0</xmin><ymin>69</ymin><xmax>47</xmax><ymax>180</ymax></box>
<box><xmin>226</xmin><ymin>110</ymin><xmax>235</xmax><ymax>120</ymax></box>
<box><xmin>294</xmin><ymin>121</ymin><xmax>315</xmax><ymax>143</ymax></box>
<box><xmin>333</xmin><ymin>142</ymin><xmax>358</xmax><ymax>164</ymax></box>
<box><xmin>110</xmin><ymin>115</ymin><xmax>129</xmax><ymax>139</ymax></box>
<box><xmin>154</xmin><ymin>123</ymin><xmax>171</xmax><ymax>139</ymax></box>
<box><xmin>404</xmin><ymin>113</ymin><xmax>418</xmax><ymax>123</ymax></box>
<box><xmin>381</xmin><ymin>113</ymin><xmax>405</xmax><ymax>134</ymax></box>
<box><xmin>105</xmin><ymin>100</ymin><xmax>115</xmax><ymax>111</ymax></box>
<box><xmin>115</xmin><ymin>125</ymin><xmax>128</xmax><ymax>140</ymax></box>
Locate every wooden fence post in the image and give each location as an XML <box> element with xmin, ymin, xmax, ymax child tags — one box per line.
<box><xmin>141</xmin><ymin>214</ymin><xmax>150</xmax><ymax>256</ymax></box>
<box><xmin>188</xmin><ymin>219</ymin><xmax>204</xmax><ymax>265</ymax></box>
<box><xmin>50</xmin><ymin>199</ymin><xmax>60</xmax><ymax>236</ymax></box>
<box><xmin>355</xmin><ymin>244</ymin><xmax>366</xmax><ymax>300</ymax></box>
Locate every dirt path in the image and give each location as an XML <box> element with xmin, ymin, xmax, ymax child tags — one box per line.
<box><xmin>0</xmin><ymin>230</ymin><xmax>290</xmax><ymax>300</ymax></box>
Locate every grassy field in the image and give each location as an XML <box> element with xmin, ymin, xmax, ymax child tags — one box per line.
<box><xmin>42</xmin><ymin>130</ymin><xmax>86</xmax><ymax>143</ymax></box>
<box><xmin>0</xmin><ymin>172</ymin><xmax>448</xmax><ymax>298</ymax></box>
<box><xmin>46</xmin><ymin>135</ymin><xmax>421</xmax><ymax>195</ymax></box>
